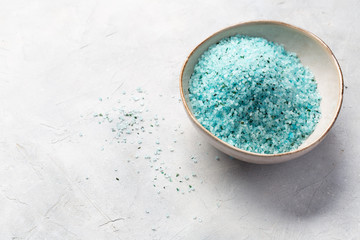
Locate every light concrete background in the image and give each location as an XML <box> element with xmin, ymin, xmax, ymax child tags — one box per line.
<box><xmin>0</xmin><ymin>0</ymin><xmax>358</xmax><ymax>239</ymax></box>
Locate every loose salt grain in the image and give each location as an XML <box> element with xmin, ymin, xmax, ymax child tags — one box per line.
<box><xmin>189</xmin><ymin>35</ymin><xmax>321</xmax><ymax>154</ymax></box>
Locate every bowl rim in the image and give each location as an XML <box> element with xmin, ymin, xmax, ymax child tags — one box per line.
<box><xmin>179</xmin><ymin>20</ymin><xmax>344</xmax><ymax>158</ymax></box>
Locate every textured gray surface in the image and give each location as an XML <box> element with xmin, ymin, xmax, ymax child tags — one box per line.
<box><xmin>0</xmin><ymin>0</ymin><xmax>358</xmax><ymax>239</ymax></box>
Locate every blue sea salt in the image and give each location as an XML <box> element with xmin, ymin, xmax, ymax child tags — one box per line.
<box><xmin>188</xmin><ymin>35</ymin><xmax>321</xmax><ymax>154</ymax></box>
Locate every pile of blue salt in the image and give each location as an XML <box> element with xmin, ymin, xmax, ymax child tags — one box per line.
<box><xmin>188</xmin><ymin>35</ymin><xmax>321</xmax><ymax>154</ymax></box>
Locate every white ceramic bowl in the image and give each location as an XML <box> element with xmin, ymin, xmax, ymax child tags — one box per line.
<box><xmin>180</xmin><ymin>21</ymin><xmax>343</xmax><ymax>164</ymax></box>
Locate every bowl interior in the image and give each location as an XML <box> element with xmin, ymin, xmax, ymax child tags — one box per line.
<box><xmin>181</xmin><ymin>21</ymin><xmax>343</xmax><ymax>154</ymax></box>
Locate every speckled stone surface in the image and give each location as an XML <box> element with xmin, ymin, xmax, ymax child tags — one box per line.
<box><xmin>0</xmin><ymin>0</ymin><xmax>358</xmax><ymax>239</ymax></box>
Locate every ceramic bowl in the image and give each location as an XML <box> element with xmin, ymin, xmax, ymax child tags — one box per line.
<box><xmin>180</xmin><ymin>21</ymin><xmax>343</xmax><ymax>164</ymax></box>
